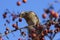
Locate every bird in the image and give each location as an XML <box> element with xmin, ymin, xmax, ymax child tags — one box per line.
<box><xmin>19</xmin><ymin>11</ymin><xmax>40</xmax><ymax>26</ymax></box>
<box><xmin>19</xmin><ymin>11</ymin><xmax>44</xmax><ymax>40</ymax></box>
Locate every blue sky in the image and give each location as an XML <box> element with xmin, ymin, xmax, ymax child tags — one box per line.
<box><xmin>0</xmin><ymin>0</ymin><xmax>60</xmax><ymax>40</ymax></box>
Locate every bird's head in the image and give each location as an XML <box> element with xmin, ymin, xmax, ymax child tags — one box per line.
<box><xmin>19</xmin><ymin>11</ymin><xmax>28</xmax><ymax>18</ymax></box>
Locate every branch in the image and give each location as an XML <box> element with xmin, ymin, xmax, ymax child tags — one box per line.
<box><xmin>0</xmin><ymin>26</ymin><xmax>28</xmax><ymax>37</ymax></box>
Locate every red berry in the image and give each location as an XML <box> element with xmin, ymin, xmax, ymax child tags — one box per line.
<box><xmin>12</xmin><ymin>24</ymin><xmax>18</xmax><ymax>29</ymax></box>
<box><xmin>21</xmin><ymin>32</ymin><xmax>26</xmax><ymax>36</ymax></box>
<box><xmin>41</xmin><ymin>37</ymin><xmax>44</xmax><ymax>40</ymax></box>
<box><xmin>28</xmin><ymin>34</ymin><xmax>31</xmax><ymax>37</ymax></box>
<box><xmin>53</xmin><ymin>13</ymin><xmax>59</xmax><ymax>18</ymax></box>
<box><xmin>6</xmin><ymin>27</ymin><xmax>9</xmax><ymax>31</ymax></box>
<box><xmin>0</xmin><ymin>37</ymin><xmax>3</xmax><ymax>40</ymax></box>
<box><xmin>17</xmin><ymin>1</ymin><xmax>21</xmax><ymax>6</ymax></box>
<box><xmin>19</xmin><ymin>18</ymin><xmax>22</xmax><ymax>22</ymax></box>
<box><xmin>5</xmin><ymin>31</ymin><xmax>9</xmax><ymax>35</ymax></box>
<box><xmin>42</xmin><ymin>13</ymin><xmax>47</xmax><ymax>19</ymax></box>
<box><xmin>23</xmin><ymin>0</ymin><xmax>27</xmax><ymax>3</ymax></box>
<box><xmin>41</xmin><ymin>32</ymin><xmax>44</xmax><ymax>37</ymax></box>
<box><xmin>31</xmin><ymin>33</ymin><xmax>37</xmax><ymax>38</ymax></box>
<box><xmin>44</xmin><ymin>9</ymin><xmax>50</xmax><ymax>13</ymax></box>
<box><xmin>18</xmin><ymin>38</ymin><xmax>22</xmax><ymax>40</ymax></box>
<box><xmin>3</xmin><ymin>12</ymin><xmax>7</xmax><ymax>18</ymax></box>
<box><xmin>50</xmin><ymin>10</ymin><xmax>55</xmax><ymax>16</ymax></box>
